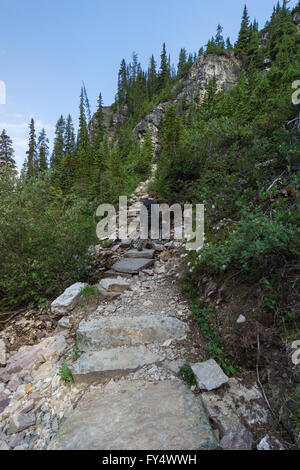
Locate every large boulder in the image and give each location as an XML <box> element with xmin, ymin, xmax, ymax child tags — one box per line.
<box><xmin>50</xmin><ymin>282</ymin><xmax>87</xmax><ymax>316</ymax></box>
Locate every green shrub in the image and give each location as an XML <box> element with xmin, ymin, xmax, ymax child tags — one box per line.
<box><xmin>179</xmin><ymin>362</ymin><xmax>196</xmax><ymax>386</ymax></box>
<box><xmin>0</xmin><ymin>169</ymin><xmax>96</xmax><ymax>311</ymax></box>
<box><xmin>193</xmin><ymin>208</ymin><xmax>299</xmax><ymax>274</ymax></box>
<box><xmin>58</xmin><ymin>363</ymin><xmax>74</xmax><ymax>385</ymax></box>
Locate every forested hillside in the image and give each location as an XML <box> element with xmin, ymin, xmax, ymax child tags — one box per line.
<box><xmin>0</xmin><ymin>1</ymin><xmax>299</xmax><ymax>318</ymax></box>
<box><xmin>0</xmin><ymin>0</ymin><xmax>299</xmax><ymax>449</ymax></box>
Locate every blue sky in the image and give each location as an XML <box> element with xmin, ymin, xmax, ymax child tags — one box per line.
<box><xmin>0</xmin><ymin>0</ymin><xmax>298</xmax><ymax>168</ymax></box>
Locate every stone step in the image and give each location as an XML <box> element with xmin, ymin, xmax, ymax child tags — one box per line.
<box><xmin>70</xmin><ymin>346</ymin><xmax>159</xmax><ymax>384</ymax></box>
<box><xmin>48</xmin><ymin>379</ymin><xmax>217</xmax><ymax>450</ymax></box>
<box><xmin>124</xmin><ymin>249</ymin><xmax>155</xmax><ymax>259</ymax></box>
<box><xmin>76</xmin><ymin>315</ymin><xmax>189</xmax><ymax>352</ymax></box>
<box><xmin>102</xmin><ymin>270</ymin><xmax>132</xmax><ymax>279</ymax></box>
<box><xmin>111</xmin><ymin>258</ymin><xmax>154</xmax><ymax>274</ymax></box>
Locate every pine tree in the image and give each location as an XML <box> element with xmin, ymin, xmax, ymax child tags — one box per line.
<box><xmin>178</xmin><ymin>48</ymin><xmax>188</xmax><ymax>77</ymax></box>
<box><xmin>158</xmin><ymin>43</ymin><xmax>170</xmax><ymax>91</ymax></box>
<box><xmin>51</xmin><ymin>115</ymin><xmax>65</xmax><ymax>170</ymax></box>
<box><xmin>64</xmin><ymin>114</ymin><xmax>76</xmax><ymax>158</ymax></box>
<box><xmin>226</xmin><ymin>37</ymin><xmax>233</xmax><ymax>50</ymax></box>
<box><xmin>147</xmin><ymin>55</ymin><xmax>157</xmax><ymax>98</ymax></box>
<box><xmin>215</xmin><ymin>24</ymin><xmax>225</xmax><ymax>50</ymax></box>
<box><xmin>62</xmin><ymin>114</ymin><xmax>76</xmax><ymax>188</ymax></box>
<box><xmin>247</xmin><ymin>23</ymin><xmax>261</xmax><ymax>66</ymax></box>
<box><xmin>0</xmin><ymin>129</ymin><xmax>16</xmax><ymax>168</ymax></box>
<box><xmin>82</xmin><ymin>83</ymin><xmax>91</xmax><ymax>124</ymax></box>
<box><xmin>206</xmin><ymin>37</ymin><xmax>217</xmax><ymax>54</ymax></box>
<box><xmin>235</xmin><ymin>5</ymin><xmax>250</xmax><ymax>54</ymax></box>
<box><xmin>93</xmin><ymin>133</ymin><xmax>110</xmax><ymax>196</ymax></box>
<box><xmin>77</xmin><ymin>88</ymin><xmax>89</xmax><ymax>148</ymax></box>
<box><xmin>94</xmin><ymin>93</ymin><xmax>104</xmax><ymax>137</ymax></box>
<box><xmin>37</xmin><ymin>128</ymin><xmax>49</xmax><ymax>172</ymax></box>
<box><xmin>26</xmin><ymin>118</ymin><xmax>38</xmax><ymax>178</ymax></box>
<box><xmin>118</xmin><ymin>59</ymin><xmax>128</xmax><ymax>103</ymax></box>
<box><xmin>74</xmin><ymin>88</ymin><xmax>92</xmax><ymax>195</ymax></box>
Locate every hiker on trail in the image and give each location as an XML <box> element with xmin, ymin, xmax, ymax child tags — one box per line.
<box><xmin>137</xmin><ymin>190</ymin><xmax>162</xmax><ymax>251</ymax></box>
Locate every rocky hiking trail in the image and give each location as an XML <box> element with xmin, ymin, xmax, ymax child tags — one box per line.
<box><xmin>0</xmin><ymin>171</ymin><xmax>285</xmax><ymax>451</ymax></box>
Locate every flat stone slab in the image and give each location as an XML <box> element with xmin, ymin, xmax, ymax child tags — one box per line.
<box><xmin>124</xmin><ymin>249</ymin><xmax>155</xmax><ymax>259</ymax></box>
<box><xmin>50</xmin><ymin>282</ymin><xmax>87</xmax><ymax>316</ymax></box>
<box><xmin>77</xmin><ymin>315</ymin><xmax>189</xmax><ymax>351</ymax></box>
<box><xmin>191</xmin><ymin>359</ymin><xmax>229</xmax><ymax>391</ymax></box>
<box><xmin>103</xmin><ymin>270</ymin><xmax>132</xmax><ymax>279</ymax></box>
<box><xmin>49</xmin><ymin>379</ymin><xmax>217</xmax><ymax>450</ymax></box>
<box><xmin>70</xmin><ymin>346</ymin><xmax>159</xmax><ymax>383</ymax></box>
<box><xmin>111</xmin><ymin>258</ymin><xmax>154</xmax><ymax>274</ymax></box>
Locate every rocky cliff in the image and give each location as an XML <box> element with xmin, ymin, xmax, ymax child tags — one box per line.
<box><xmin>133</xmin><ymin>53</ymin><xmax>242</xmax><ymax>158</ymax></box>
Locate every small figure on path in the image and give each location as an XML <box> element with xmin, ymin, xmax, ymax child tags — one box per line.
<box><xmin>136</xmin><ymin>191</ymin><xmax>162</xmax><ymax>251</ymax></box>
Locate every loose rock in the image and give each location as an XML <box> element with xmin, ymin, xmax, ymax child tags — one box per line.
<box><xmin>191</xmin><ymin>359</ymin><xmax>229</xmax><ymax>391</ymax></box>
<box><xmin>50</xmin><ymin>282</ymin><xmax>87</xmax><ymax>316</ymax></box>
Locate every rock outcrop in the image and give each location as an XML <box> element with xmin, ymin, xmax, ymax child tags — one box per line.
<box><xmin>133</xmin><ymin>53</ymin><xmax>242</xmax><ymax>157</ymax></box>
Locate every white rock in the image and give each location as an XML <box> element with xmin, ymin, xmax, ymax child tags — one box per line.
<box><xmin>50</xmin><ymin>283</ymin><xmax>87</xmax><ymax>316</ymax></box>
<box><xmin>58</xmin><ymin>317</ymin><xmax>71</xmax><ymax>329</ymax></box>
<box><xmin>257</xmin><ymin>435</ymin><xmax>285</xmax><ymax>451</ymax></box>
<box><xmin>0</xmin><ymin>440</ymin><xmax>10</xmax><ymax>450</ymax></box>
<box><xmin>0</xmin><ymin>339</ymin><xmax>6</xmax><ymax>366</ymax></box>
<box><xmin>237</xmin><ymin>315</ymin><xmax>246</xmax><ymax>324</ymax></box>
<box><xmin>191</xmin><ymin>359</ymin><xmax>229</xmax><ymax>391</ymax></box>
<box><xmin>99</xmin><ymin>277</ymin><xmax>130</xmax><ymax>294</ymax></box>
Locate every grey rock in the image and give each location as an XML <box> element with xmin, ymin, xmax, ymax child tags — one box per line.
<box><xmin>57</xmin><ymin>317</ymin><xmax>71</xmax><ymax>329</ymax></box>
<box><xmin>257</xmin><ymin>435</ymin><xmax>285</xmax><ymax>451</ymax></box>
<box><xmin>77</xmin><ymin>315</ymin><xmax>189</xmax><ymax>351</ymax></box>
<box><xmin>0</xmin><ymin>334</ymin><xmax>68</xmax><ymax>383</ymax></box>
<box><xmin>119</xmin><ymin>238</ymin><xmax>133</xmax><ymax>247</ymax></box>
<box><xmin>111</xmin><ymin>258</ymin><xmax>154</xmax><ymax>274</ymax></box>
<box><xmin>14</xmin><ymin>443</ymin><xmax>29</xmax><ymax>450</ymax></box>
<box><xmin>191</xmin><ymin>359</ymin><xmax>229</xmax><ymax>391</ymax></box>
<box><xmin>8</xmin><ymin>432</ymin><xmax>26</xmax><ymax>448</ymax></box>
<box><xmin>0</xmin><ymin>398</ymin><xmax>10</xmax><ymax>413</ymax></box>
<box><xmin>20</xmin><ymin>399</ymin><xmax>35</xmax><ymax>414</ymax></box>
<box><xmin>220</xmin><ymin>426</ymin><xmax>253</xmax><ymax>450</ymax></box>
<box><xmin>99</xmin><ymin>277</ymin><xmax>130</xmax><ymax>294</ymax></box>
<box><xmin>70</xmin><ymin>346</ymin><xmax>160</xmax><ymax>384</ymax></box>
<box><xmin>0</xmin><ymin>439</ymin><xmax>10</xmax><ymax>450</ymax></box>
<box><xmin>7</xmin><ymin>375</ymin><xmax>23</xmax><ymax>392</ymax></box>
<box><xmin>50</xmin><ymin>282</ymin><xmax>87</xmax><ymax>316</ymax></box>
<box><xmin>125</xmin><ymin>249</ymin><xmax>155</xmax><ymax>259</ymax></box>
<box><xmin>9</xmin><ymin>411</ymin><xmax>36</xmax><ymax>433</ymax></box>
<box><xmin>49</xmin><ymin>379</ymin><xmax>217</xmax><ymax>450</ymax></box>
<box><xmin>164</xmin><ymin>359</ymin><xmax>186</xmax><ymax>375</ymax></box>
<box><xmin>102</xmin><ymin>270</ymin><xmax>132</xmax><ymax>279</ymax></box>
<box><xmin>200</xmin><ymin>378</ymin><xmax>268</xmax><ymax>436</ymax></box>
<box><xmin>0</xmin><ymin>339</ymin><xmax>6</xmax><ymax>366</ymax></box>
<box><xmin>133</xmin><ymin>54</ymin><xmax>242</xmax><ymax>157</ymax></box>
